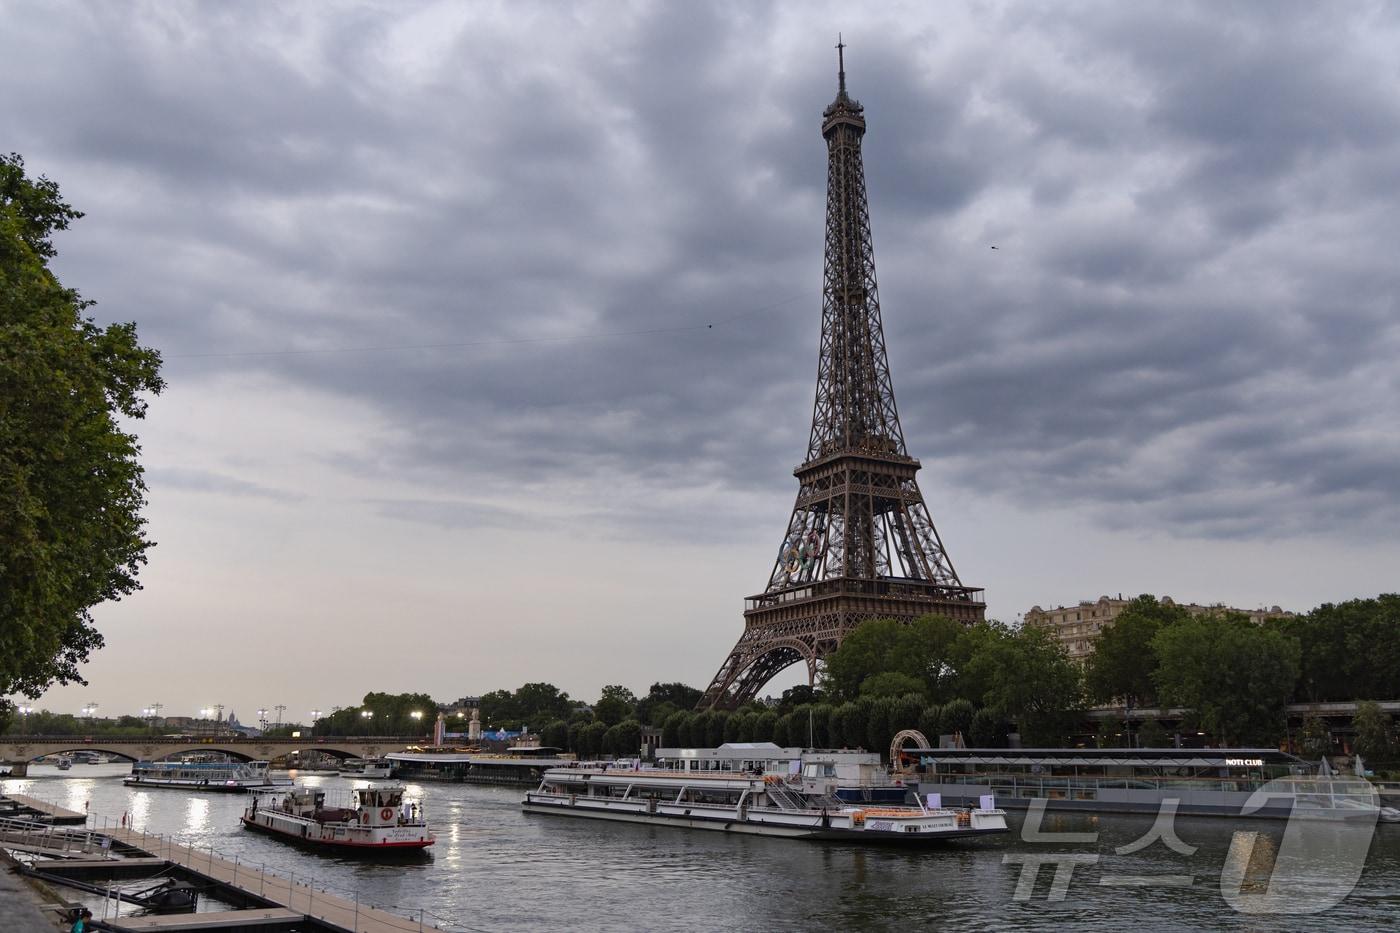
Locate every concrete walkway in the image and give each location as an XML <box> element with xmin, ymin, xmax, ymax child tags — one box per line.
<box><xmin>0</xmin><ymin>861</ymin><xmax>67</xmax><ymax>930</ymax></box>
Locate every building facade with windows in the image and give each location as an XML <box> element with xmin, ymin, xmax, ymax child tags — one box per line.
<box><xmin>1024</xmin><ymin>595</ymin><xmax>1296</xmax><ymax>662</ymax></box>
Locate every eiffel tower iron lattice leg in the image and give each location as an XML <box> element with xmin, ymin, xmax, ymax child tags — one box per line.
<box><xmin>699</xmin><ymin>44</ymin><xmax>985</xmax><ymax>711</ymax></box>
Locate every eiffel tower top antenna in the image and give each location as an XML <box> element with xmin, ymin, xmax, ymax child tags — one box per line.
<box><xmin>836</xmin><ymin>35</ymin><xmax>846</xmax><ymax>95</ymax></box>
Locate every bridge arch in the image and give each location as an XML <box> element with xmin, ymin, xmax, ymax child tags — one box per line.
<box><xmin>15</xmin><ymin>745</ymin><xmax>143</xmax><ymax>764</ymax></box>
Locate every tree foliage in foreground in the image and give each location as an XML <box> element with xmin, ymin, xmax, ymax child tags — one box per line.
<box><xmin>0</xmin><ymin>154</ymin><xmax>164</xmax><ymax>715</ymax></box>
<box><xmin>1152</xmin><ymin>614</ymin><xmax>1300</xmax><ymax>746</ymax></box>
<box><xmin>1084</xmin><ymin>595</ymin><xmax>1193</xmax><ymax>708</ymax></box>
<box><xmin>1271</xmin><ymin>595</ymin><xmax>1400</xmax><ymax>703</ymax></box>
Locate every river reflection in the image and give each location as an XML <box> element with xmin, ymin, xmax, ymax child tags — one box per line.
<box><xmin>6</xmin><ymin>764</ymin><xmax>1400</xmax><ymax>931</ymax></box>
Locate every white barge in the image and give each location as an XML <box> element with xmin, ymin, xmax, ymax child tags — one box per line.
<box><xmin>523</xmin><ymin>744</ymin><xmax>1008</xmax><ymax>844</ymax></box>
<box><xmin>124</xmin><ymin>759</ymin><xmax>289</xmax><ymax>792</ymax></box>
<box><xmin>337</xmin><ymin>757</ymin><xmax>393</xmax><ymax>778</ymax></box>
<box><xmin>240</xmin><ymin>784</ymin><xmax>434</xmax><ymax>852</ymax></box>
<box><xmin>914</xmin><ymin>747</ymin><xmax>1389</xmax><ymax>821</ymax></box>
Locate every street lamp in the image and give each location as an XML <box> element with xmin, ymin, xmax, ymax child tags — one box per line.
<box><xmin>360</xmin><ymin>709</ymin><xmax>373</xmax><ymax>734</ymax></box>
<box><xmin>410</xmin><ymin>710</ymin><xmax>423</xmax><ymax>734</ymax></box>
<box><xmin>82</xmin><ymin>703</ymin><xmax>98</xmax><ymax>719</ymax></box>
<box><xmin>274</xmin><ymin>704</ymin><xmax>286</xmax><ymax>727</ymax></box>
<box><xmin>309</xmin><ymin>710</ymin><xmax>323</xmax><ymax>737</ymax></box>
<box><xmin>18</xmin><ymin>704</ymin><xmax>32</xmax><ymax>732</ymax></box>
<box><xmin>257</xmin><ymin>708</ymin><xmax>269</xmax><ymax>731</ymax></box>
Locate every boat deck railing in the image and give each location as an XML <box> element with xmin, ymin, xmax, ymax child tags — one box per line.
<box><xmin>927</xmin><ymin>772</ymin><xmax>1380</xmax><ymax>803</ymax></box>
<box><xmin>555</xmin><ymin>767</ymin><xmax>768</xmax><ymax>782</ymax></box>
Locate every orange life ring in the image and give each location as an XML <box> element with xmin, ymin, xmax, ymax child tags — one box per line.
<box><xmin>381</xmin><ymin>807</ymin><xmax>394</xmax><ymax>821</ymax></box>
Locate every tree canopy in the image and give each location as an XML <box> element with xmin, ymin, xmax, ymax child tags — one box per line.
<box><xmin>1</xmin><ymin>154</ymin><xmax>163</xmax><ymax>710</ymax></box>
<box><xmin>1084</xmin><ymin>595</ymin><xmax>1192</xmax><ymax>707</ymax></box>
<box><xmin>1152</xmin><ymin>613</ymin><xmax>1300</xmax><ymax>746</ymax></box>
<box><xmin>478</xmin><ymin>682</ymin><xmax>574</xmax><ymax>730</ymax></box>
<box><xmin>593</xmin><ymin>685</ymin><xmax>638</xmax><ymax>726</ymax></box>
<box><xmin>635</xmin><ymin>682</ymin><xmax>702</xmax><ymax>725</ymax></box>
<box><xmin>820</xmin><ymin>615</ymin><xmax>964</xmax><ymax>702</ymax></box>
<box><xmin>1272</xmin><ymin>595</ymin><xmax>1400</xmax><ymax>702</ymax></box>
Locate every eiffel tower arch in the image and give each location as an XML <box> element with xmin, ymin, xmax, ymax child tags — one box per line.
<box><xmin>699</xmin><ymin>45</ymin><xmax>985</xmax><ymax>710</ymax></box>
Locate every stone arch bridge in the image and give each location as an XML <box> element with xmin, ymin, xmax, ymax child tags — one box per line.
<box><xmin>1</xmin><ymin>735</ymin><xmax>423</xmax><ymax>776</ymax></box>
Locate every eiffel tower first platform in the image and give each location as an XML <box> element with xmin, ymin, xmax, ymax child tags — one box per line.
<box><xmin>698</xmin><ymin>46</ymin><xmax>985</xmax><ymax>710</ymax></box>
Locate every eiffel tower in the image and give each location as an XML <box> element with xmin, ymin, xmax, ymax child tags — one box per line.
<box><xmin>698</xmin><ymin>44</ymin><xmax>985</xmax><ymax>710</ymax></box>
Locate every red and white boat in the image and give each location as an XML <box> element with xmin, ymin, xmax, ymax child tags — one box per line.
<box><xmin>240</xmin><ymin>784</ymin><xmax>434</xmax><ymax>852</ymax></box>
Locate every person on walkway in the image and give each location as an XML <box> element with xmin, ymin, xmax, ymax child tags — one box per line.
<box><xmin>70</xmin><ymin>908</ymin><xmax>93</xmax><ymax>932</ymax></box>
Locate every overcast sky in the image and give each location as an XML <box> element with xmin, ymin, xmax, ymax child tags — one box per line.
<box><xmin>6</xmin><ymin>1</ymin><xmax>1400</xmax><ymax>722</ymax></box>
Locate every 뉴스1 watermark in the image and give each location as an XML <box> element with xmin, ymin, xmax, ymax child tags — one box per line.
<box><xmin>1001</xmin><ymin>777</ymin><xmax>1380</xmax><ymax>913</ymax></box>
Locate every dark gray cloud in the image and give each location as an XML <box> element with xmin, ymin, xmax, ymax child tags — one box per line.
<box><xmin>6</xmin><ymin>0</ymin><xmax>1400</xmax><ymax>549</ymax></box>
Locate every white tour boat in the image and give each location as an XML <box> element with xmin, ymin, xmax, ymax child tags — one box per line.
<box><xmin>523</xmin><ymin>744</ymin><xmax>1008</xmax><ymax>844</ymax></box>
<box><xmin>914</xmin><ymin>748</ymin><xmax>1391</xmax><ymax>821</ymax></box>
<box><xmin>240</xmin><ymin>784</ymin><xmax>434</xmax><ymax>852</ymax></box>
<box><xmin>124</xmin><ymin>759</ymin><xmax>290</xmax><ymax>792</ymax></box>
<box><xmin>337</xmin><ymin>757</ymin><xmax>394</xmax><ymax>778</ymax></box>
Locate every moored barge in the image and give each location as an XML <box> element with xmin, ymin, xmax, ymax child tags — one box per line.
<box><xmin>240</xmin><ymin>784</ymin><xmax>434</xmax><ymax>852</ymax></box>
<box><xmin>124</xmin><ymin>759</ymin><xmax>289</xmax><ymax>792</ymax></box>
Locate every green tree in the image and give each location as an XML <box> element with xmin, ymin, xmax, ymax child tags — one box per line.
<box><xmin>810</xmin><ymin>704</ymin><xmax>833</xmax><ymax>747</ymax></box>
<box><xmin>940</xmin><ymin>698</ymin><xmax>975</xmax><ymax>743</ymax></box>
<box><xmin>821</xmin><ymin>615</ymin><xmax>965</xmax><ymax>702</ymax></box>
<box><xmin>866</xmin><ymin>697</ymin><xmax>897</xmax><ymax>760</ymax></box>
<box><xmin>581</xmin><ymin>721</ymin><xmax>609</xmax><ymax>758</ymax></box>
<box><xmin>612</xmin><ymin>719</ymin><xmax>643</xmax><ymax>759</ymax></box>
<box><xmin>593</xmin><ymin>685</ymin><xmax>637</xmax><ymax>726</ymax></box>
<box><xmin>918</xmin><ymin>705</ymin><xmax>943</xmax><ymax>745</ymax></box>
<box><xmin>1095</xmin><ymin>719</ymin><xmax>1120</xmax><ymax>749</ymax></box>
<box><xmin>890</xmin><ymin>694</ymin><xmax>924</xmax><ymax>736</ymax></box>
<box><xmin>542</xmin><ymin>720</ymin><xmax>569</xmax><ymax>750</ymax></box>
<box><xmin>706</xmin><ymin>711</ymin><xmax>729</xmax><ymax>748</ymax></box>
<box><xmin>1137</xmin><ymin>719</ymin><xmax>1169</xmax><ymax>748</ymax></box>
<box><xmin>635</xmin><ymin>683</ymin><xmax>703</xmax><ymax>724</ymax></box>
<box><xmin>960</xmin><ymin>625</ymin><xmax>1084</xmax><ymax>746</ymax></box>
<box><xmin>676</xmin><ymin>712</ymin><xmax>701</xmax><ymax>747</ymax></box>
<box><xmin>1084</xmin><ymin>595</ymin><xmax>1191</xmax><ymax>707</ymax></box>
<box><xmin>969</xmin><ymin>708</ymin><xmax>1003</xmax><ymax>747</ymax></box>
<box><xmin>478</xmin><ymin>689</ymin><xmax>517</xmax><ymax>727</ymax></box>
<box><xmin>778</xmin><ymin>684</ymin><xmax>824</xmax><ymax>714</ymax></box>
<box><xmin>661</xmin><ymin>711</ymin><xmax>686</xmax><ymax>748</ymax></box>
<box><xmin>773</xmin><ymin>711</ymin><xmax>793</xmax><ymax>747</ymax></box>
<box><xmin>602</xmin><ymin>724</ymin><xmax>623</xmax><ymax>756</ymax></box>
<box><xmin>1298</xmin><ymin>714</ymin><xmax>1332</xmax><ymax>759</ymax></box>
<box><xmin>1153</xmin><ymin>614</ymin><xmax>1301</xmax><ymax>746</ymax></box>
<box><xmin>513</xmin><ymin>683</ymin><xmax>574</xmax><ymax>728</ymax></box>
<box><xmin>1277</xmin><ymin>596</ymin><xmax>1400</xmax><ymax>702</ymax></box>
<box><xmin>753</xmin><ymin>710</ymin><xmax>778</xmax><ymax>743</ymax></box>
<box><xmin>859</xmin><ymin>671</ymin><xmax>926</xmax><ymax>699</ymax></box>
<box><xmin>1</xmin><ymin>154</ymin><xmax>164</xmax><ymax>708</ymax></box>
<box><xmin>1352</xmin><ymin>701</ymin><xmax>1392</xmax><ymax>763</ymax></box>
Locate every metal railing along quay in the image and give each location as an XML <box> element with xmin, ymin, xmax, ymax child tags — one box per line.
<box><xmin>0</xmin><ymin>813</ymin><xmax>473</xmax><ymax>932</ymax></box>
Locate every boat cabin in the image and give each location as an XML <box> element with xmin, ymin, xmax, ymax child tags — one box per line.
<box><xmin>355</xmin><ymin>785</ymin><xmax>406</xmax><ymax>811</ymax></box>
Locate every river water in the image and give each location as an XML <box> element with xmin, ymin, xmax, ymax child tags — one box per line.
<box><xmin>6</xmin><ymin>764</ymin><xmax>1400</xmax><ymax>931</ymax></box>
